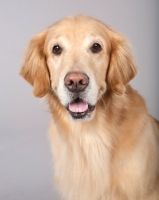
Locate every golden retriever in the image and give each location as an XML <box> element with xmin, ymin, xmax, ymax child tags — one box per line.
<box><xmin>20</xmin><ymin>15</ymin><xmax>159</xmax><ymax>200</ymax></box>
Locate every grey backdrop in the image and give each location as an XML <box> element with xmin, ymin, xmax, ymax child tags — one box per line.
<box><xmin>0</xmin><ymin>0</ymin><xmax>158</xmax><ymax>200</ymax></box>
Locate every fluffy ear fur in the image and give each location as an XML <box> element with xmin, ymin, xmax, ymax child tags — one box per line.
<box><xmin>20</xmin><ymin>30</ymin><xmax>50</xmax><ymax>98</ymax></box>
<box><xmin>107</xmin><ymin>29</ymin><xmax>137</xmax><ymax>95</ymax></box>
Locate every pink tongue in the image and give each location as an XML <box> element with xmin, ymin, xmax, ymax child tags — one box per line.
<box><xmin>69</xmin><ymin>102</ymin><xmax>88</xmax><ymax>113</ymax></box>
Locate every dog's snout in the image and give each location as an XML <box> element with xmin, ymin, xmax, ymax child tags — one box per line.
<box><xmin>64</xmin><ymin>72</ymin><xmax>89</xmax><ymax>92</ymax></box>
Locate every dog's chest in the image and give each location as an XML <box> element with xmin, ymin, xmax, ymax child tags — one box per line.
<box><xmin>51</xmin><ymin>123</ymin><xmax>112</xmax><ymax>200</ymax></box>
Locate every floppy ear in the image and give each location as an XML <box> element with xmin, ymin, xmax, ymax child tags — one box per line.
<box><xmin>107</xmin><ymin>29</ymin><xmax>137</xmax><ymax>95</ymax></box>
<box><xmin>20</xmin><ymin>30</ymin><xmax>50</xmax><ymax>98</ymax></box>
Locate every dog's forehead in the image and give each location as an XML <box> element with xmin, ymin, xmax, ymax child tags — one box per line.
<box><xmin>47</xmin><ymin>16</ymin><xmax>108</xmax><ymax>42</ymax></box>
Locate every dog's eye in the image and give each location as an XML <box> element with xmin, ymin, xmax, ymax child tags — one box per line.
<box><xmin>52</xmin><ymin>45</ymin><xmax>62</xmax><ymax>55</ymax></box>
<box><xmin>91</xmin><ymin>43</ymin><xmax>102</xmax><ymax>53</ymax></box>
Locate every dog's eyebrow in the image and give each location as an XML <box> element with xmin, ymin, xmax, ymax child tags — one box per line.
<box><xmin>83</xmin><ymin>35</ymin><xmax>106</xmax><ymax>48</ymax></box>
<box><xmin>46</xmin><ymin>36</ymin><xmax>70</xmax><ymax>51</ymax></box>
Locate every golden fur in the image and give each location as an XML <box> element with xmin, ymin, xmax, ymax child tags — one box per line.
<box><xmin>20</xmin><ymin>16</ymin><xmax>159</xmax><ymax>200</ymax></box>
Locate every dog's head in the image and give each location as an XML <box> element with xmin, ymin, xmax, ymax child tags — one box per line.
<box><xmin>20</xmin><ymin>15</ymin><xmax>137</xmax><ymax>121</ymax></box>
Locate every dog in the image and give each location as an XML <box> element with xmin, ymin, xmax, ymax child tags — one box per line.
<box><xmin>20</xmin><ymin>15</ymin><xmax>159</xmax><ymax>200</ymax></box>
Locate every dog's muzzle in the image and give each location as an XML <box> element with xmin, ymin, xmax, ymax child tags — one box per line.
<box><xmin>64</xmin><ymin>72</ymin><xmax>95</xmax><ymax>119</ymax></box>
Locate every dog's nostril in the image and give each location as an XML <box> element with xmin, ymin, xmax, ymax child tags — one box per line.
<box><xmin>64</xmin><ymin>72</ymin><xmax>89</xmax><ymax>92</ymax></box>
<box><xmin>79</xmin><ymin>80</ymin><xmax>83</xmax><ymax>85</ymax></box>
<box><xmin>68</xmin><ymin>80</ymin><xmax>74</xmax><ymax>86</ymax></box>
<box><xmin>79</xmin><ymin>79</ymin><xmax>87</xmax><ymax>85</ymax></box>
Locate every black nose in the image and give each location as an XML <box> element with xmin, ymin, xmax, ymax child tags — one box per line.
<box><xmin>64</xmin><ymin>72</ymin><xmax>89</xmax><ymax>92</ymax></box>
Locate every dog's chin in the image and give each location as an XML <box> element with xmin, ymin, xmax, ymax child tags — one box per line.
<box><xmin>66</xmin><ymin>98</ymin><xmax>95</xmax><ymax>121</ymax></box>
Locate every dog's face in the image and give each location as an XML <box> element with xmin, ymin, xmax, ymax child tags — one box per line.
<box><xmin>20</xmin><ymin>16</ymin><xmax>137</xmax><ymax>121</ymax></box>
<box><xmin>45</xmin><ymin>17</ymin><xmax>111</xmax><ymax>121</ymax></box>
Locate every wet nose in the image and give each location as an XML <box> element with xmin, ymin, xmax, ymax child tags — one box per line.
<box><xmin>64</xmin><ymin>72</ymin><xmax>89</xmax><ymax>92</ymax></box>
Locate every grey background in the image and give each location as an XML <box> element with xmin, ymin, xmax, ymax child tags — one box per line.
<box><xmin>0</xmin><ymin>0</ymin><xmax>158</xmax><ymax>200</ymax></box>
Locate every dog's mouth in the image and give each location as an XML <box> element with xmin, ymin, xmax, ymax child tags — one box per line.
<box><xmin>66</xmin><ymin>98</ymin><xmax>95</xmax><ymax>119</ymax></box>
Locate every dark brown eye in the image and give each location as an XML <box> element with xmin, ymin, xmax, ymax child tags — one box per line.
<box><xmin>91</xmin><ymin>43</ymin><xmax>102</xmax><ymax>53</ymax></box>
<box><xmin>52</xmin><ymin>45</ymin><xmax>62</xmax><ymax>55</ymax></box>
